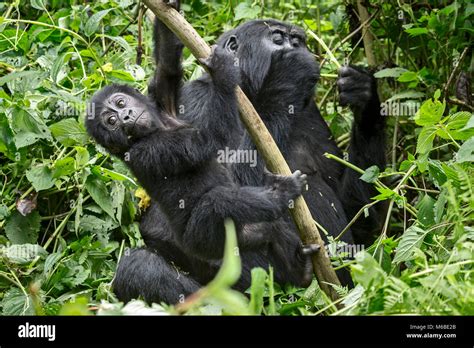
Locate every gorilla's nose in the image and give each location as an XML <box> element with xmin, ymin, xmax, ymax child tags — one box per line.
<box><xmin>122</xmin><ymin>108</ymin><xmax>134</xmax><ymax>122</ymax></box>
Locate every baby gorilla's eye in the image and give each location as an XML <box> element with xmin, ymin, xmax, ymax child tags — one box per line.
<box><xmin>108</xmin><ymin>115</ymin><xmax>118</xmax><ymax>125</ymax></box>
<box><xmin>291</xmin><ymin>37</ymin><xmax>300</xmax><ymax>47</ymax></box>
<box><xmin>272</xmin><ymin>32</ymin><xmax>284</xmax><ymax>45</ymax></box>
<box><xmin>116</xmin><ymin>99</ymin><xmax>126</xmax><ymax>108</ymax></box>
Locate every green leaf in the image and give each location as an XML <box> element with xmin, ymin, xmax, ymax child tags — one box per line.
<box><xmin>414</xmin><ymin>98</ymin><xmax>445</xmax><ymax>126</ymax></box>
<box><xmin>360</xmin><ymin>165</ymin><xmax>380</xmax><ymax>183</ymax></box>
<box><xmin>397</xmin><ymin>71</ymin><xmax>418</xmax><ymax>82</ymax></box>
<box><xmin>393</xmin><ymin>225</ymin><xmax>428</xmax><ymax>263</ymax></box>
<box><xmin>51</xmin><ymin>52</ymin><xmax>73</xmax><ymax>85</ymax></box>
<box><xmin>85</xmin><ymin>176</ymin><xmax>115</xmax><ymax>219</ymax></box>
<box><xmin>30</xmin><ymin>0</ymin><xmax>46</xmax><ymax>10</ymax></box>
<box><xmin>52</xmin><ymin>157</ymin><xmax>76</xmax><ymax>178</ymax></box>
<box><xmin>416</xmin><ymin>126</ymin><xmax>437</xmax><ymax>154</ymax></box>
<box><xmin>428</xmin><ymin>160</ymin><xmax>447</xmax><ymax>187</ymax></box>
<box><xmin>372</xmin><ymin>186</ymin><xmax>396</xmax><ymax>201</ymax></box>
<box><xmin>351</xmin><ymin>252</ymin><xmax>386</xmax><ymax>288</ymax></box>
<box><xmin>49</xmin><ymin>118</ymin><xmax>88</xmax><ymax>147</ymax></box>
<box><xmin>386</xmin><ymin>90</ymin><xmax>425</xmax><ymax>102</ymax></box>
<box><xmin>4</xmin><ymin>244</ymin><xmax>47</xmax><ymax>264</ymax></box>
<box><xmin>5</xmin><ymin>211</ymin><xmax>41</xmax><ymax>244</ymax></box>
<box><xmin>75</xmin><ymin>146</ymin><xmax>90</xmax><ymax>167</ymax></box>
<box><xmin>374</xmin><ymin>67</ymin><xmax>408</xmax><ymax>78</ymax></box>
<box><xmin>11</xmin><ymin>108</ymin><xmax>51</xmax><ymax>148</ymax></box>
<box><xmin>248</xmin><ymin>268</ymin><xmax>267</xmax><ymax>314</ymax></box>
<box><xmin>0</xmin><ymin>71</ymin><xmax>42</xmax><ymax>87</ymax></box>
<box><xmin>84</xmin><ymin>9</ymin><xmax>112</xmax><ymax>37</ymax></box>
<box><xmin>91</xmin><ymin>166</ymin><xmax>136</xmax><ymax>185</ymax></box>
<box><xmin>26</xmin><ymin>165</ymin><xmax>54</xmax><ymax>191</ymax></box>
<box><xmin>416</xmin><ymin>194</ymin><xmax>436</xmax><ymax>227</ymax></box>
<box><xmin>434</xmin><ymin>191</ymin><xmax>447</xmax><ymax>224</ymax></box>
<box><xmin>456</xmin><ymin>137</ymin><xmax>474</xmax><ymax>163</ymax></box>
<box><xmin>1</xmin><ymin>288</ymin><xmax>34</xmax><ymax>315</ymax></box>
<box><xmin>405</xmin><ymin>27</ymin><xmax>429</xmax><ymax>36</ymax></box>
<box><xmin>234</xmin><ymin>3</ymin><xmax>261</xmax><ymax>21</ymax></box>
<box><xmin>108</xmin><ymin>70</ymin><xmax>135</xmax><ymax>82</ymax></box>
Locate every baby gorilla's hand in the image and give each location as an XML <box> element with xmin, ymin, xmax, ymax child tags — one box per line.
<box><xmin>266</xmin><ymin>170</ymin><xmax>308</xmax><ymax>207</ymax></box>
<box><xmin>337</xmin><ymin>65</ymin><xmax>377</xmax><ymax>111</ymax></box>
<box><xmin>163</xmin><ymin>0</ymin><xmax>179</xmax><ymax>10</ymax></box>
<box><xmin>199</xmin><ymin>45</ymin><xmax>240</xmax><ymax>87</ymax></box>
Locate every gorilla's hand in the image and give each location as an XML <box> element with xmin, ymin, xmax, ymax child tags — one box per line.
<box><xmin>199</xmin><ymin>45</ymin><xmax>240</xmax><ymax>87</ymax></box>
<box><xmin>337</xmin><ymin>65</ymin><xmax>377</xmax><ymax>111</ymax></box>
<box><xmin>266</xmin><ymin>170</ymin><xmax>308</xmax><ymax>206</ymax></box>
<box><xmin>164</xmin><ymin>0</ymin><xmax>180</xmax><ymax>10</ymax></box>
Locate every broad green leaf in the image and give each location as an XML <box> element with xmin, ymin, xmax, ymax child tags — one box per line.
<box><xmin>84</xmin><ymin>9</ymin><xmax>112</xmax><ymax>37</ymax></box>
<box><xmin>434</xmin><ymin>191</ymin><xmax>447</xmax><ymax>224</ymax></box>
<box><xmin>52</xmin><ymin>157</ymin><xmax>76</xmax><ymax>178</ymax></box>
<box><xmin>108</xmin><ymin>70</ymin><xmax>135</xmax><ymax>82</ymax></box>
<box><xmin>5</xmin><ymin>211</ymin><xmax>41</xmax><ymax>244</ymax></box>
<box><xmin>30</xmin><ymin>0</ymin><xmax>46</xmax><ymax>10</ymax></box>
<box><xmin>3</xmin><ymin>244</ymin><xmax>47</xmax><ymax>264</ymax></box>
<box><xmin>456</xmin><ymin>138</ymin><xmax>474</xmax><ymax>163</ymax></box>
<box><xmin>405</xmin><ymin>27</ymin><xmax>429</xmax><ymax>36</ymax></box>
<box><xmin>386</xmin><ymin>91</ymin><xmax>425</xmax><ymax>102</ymax></box>
<box><xmin>75</xmin><ymin>146</ymin><xmax>90</xmax><ymax>167</ymax></box>
<box><xmin>416</xmin><ymin>126</ymin><xmax>437</xmax><ymax>154</ymax></box>
<box><xmin>1</xmin><ymin>288</ymin><xmax>34</xmax><ymax>315</ymax></box>
<box><xmin>0</xmin><ymin>71</ymin><xmax>42</xmax><ymax>87</ymax></box>
<box><xmin>372</xmin><ymin>186</ymin><xmax>396</xmax><ymax>201</ymax></box>
<box><xmin>417</xmin><ymin>194</ymin><xmax>436</xmax><ymax>227</ymax></box>
<box><xmin>49</xmin><ymin>118</ymin><xmax>88</xmax><ymax>147</ymax></box>
<box><xmin>351</xmin><ymin>252</ymin><xmax>386</xmax><ymax>288</ymax></box>
<box><xmin>374</xmin><ymin>67</ymin><xmax>408</xmax><ymax>78</ymax></box>
<box><xmin>85</xmin><ymin>176</ymin><xmax>115</xmax><ymax>219</ymax></box>
<box><xmin>51</xmin><ymin>52</ymin><xmax>73</xmax><ymax>85</ymax></box>
<box><xmin>11</xmin><ymin>108</ymin><xmax>51</xmax><ymax>148</ymax></box>
<box><xmin>26</xmin><ymin>165</ymin><xmax>54</xmax><ymax>191</ymax></box>
<box><xmin>397</xmin><ymin>71</ymin><xmax>418</xmax><ymax>82</ymax></box>
<box><xmin>360</xmin><ymin>165</ymin><xmax>380</xmax><ymax>183</ymax></box>
<box><xmin>234</xmin><ymin>3</ymin><xmax>261</xmax><ymax>21</ymax></box>
<box><xmin>393</xmin><ymin>226</ymin><xmax>428</xmax><ymax>263</ymax></box>
<box><xmin>428</xmin><ymin>160</ymin><xmax>447</xmax><ymax>187</ymax></box>
<box><xmin>91</xmin><ymin>166</ymin><xmax>137</xmax><ymax>185</ymax></box>
<box><xmin>414</xmin><ymin>98</ymin><xmax>445</xmax><ymax>126</ymax></box>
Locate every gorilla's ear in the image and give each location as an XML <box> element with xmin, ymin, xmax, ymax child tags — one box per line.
<box><xmin>224</xmin><ymin>35</ymin><xmax>238</xmax><ymax>53</ymax></box>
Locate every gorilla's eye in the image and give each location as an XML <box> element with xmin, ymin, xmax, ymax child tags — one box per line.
<box><xmin>291</xmin><ymin>37</ymin><xmax>300</xmax><ymax>47</ymax></box>
<box><xmin>116</xmin><ymin>99</ymin><xmax>126</xmax><ymax>108</ymax></box>
<box><xmin>107</xmin><ymin>115</ymin><xmax>118</xmax><ymax>125</ymax></box>
<box><xmin>272</xmin><ymin>32</ymin><xmax>284</xmax><ymax>45</ymax></box>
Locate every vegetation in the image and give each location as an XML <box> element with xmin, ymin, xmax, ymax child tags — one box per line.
<box><xmin>0</xmin><ymin>0</ymin><xmax>472</xmax><ymax>315</ymax></box>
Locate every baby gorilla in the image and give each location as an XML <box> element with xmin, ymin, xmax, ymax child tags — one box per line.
<box><xmin>86</xmin><ymin>46</ymin><xmax>312</xmax><ymax>303</ymax></box>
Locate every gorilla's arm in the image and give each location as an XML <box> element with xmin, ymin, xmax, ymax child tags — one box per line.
<box><xmin>337</xmin><ymin>66</ymin><xmax>386</xmax><ymax>245</ymax></box>
<box><xmin>148</xmin><ymin>8</ymin><xmax>183</xmax><ymax>116</ymax></box>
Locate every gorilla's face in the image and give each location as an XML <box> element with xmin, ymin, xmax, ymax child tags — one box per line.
<box><xmin>98</xmin><ymin>91</ymin><xmax>154</xmax><ymax>136</ymax></box>
<box><xmin>86</xmin><ymin>85</ymin><xmax>162</xmax><ymax>155</ymax></box>
<box><xmin>261</xmin><ymin>24</ymin><xmax>307</xmax><ymax>52</ymax></box>
<box><xmin>219</xmin><ymin>20</ymin><xmax>319</xmax><ymax>96</ymax></box>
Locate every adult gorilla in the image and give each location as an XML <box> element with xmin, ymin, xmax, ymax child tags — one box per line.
<box><xmin>115</xmin><ymin>5</ymin><xmax>386</xmax><ymax>304</ymax></box>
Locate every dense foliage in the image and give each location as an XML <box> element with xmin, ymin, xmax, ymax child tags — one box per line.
<box><xmin>0</xmin><ymin>0</ymin><xmax>472</xmax><ymax>315</ymax></box>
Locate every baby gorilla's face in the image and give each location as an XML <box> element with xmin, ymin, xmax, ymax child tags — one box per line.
<box><xmin>99</xmin><ymin>91</ymin><xmax>154</xmax><ymax>138</ymax></box>
<box><xmin>86</xmin><ymin>84</ymin><xmax>162</xmax><ymax>155</ymax></box>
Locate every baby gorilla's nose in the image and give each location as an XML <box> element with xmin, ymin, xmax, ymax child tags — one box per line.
<box><xmin>121</xmin><ymin>108</ymin><xmax>135</xmax><ymax>121</ymax></box>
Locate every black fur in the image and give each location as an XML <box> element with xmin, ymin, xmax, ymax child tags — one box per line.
<box><xmin>95</xmin><ymin>6</ymin><xmax>386</xmax><ymax>304</ymax></box>
<box><xmin>86</xmin><ymin>42</ymin><xmax>314</xmax><ymax>304</ymax></box>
